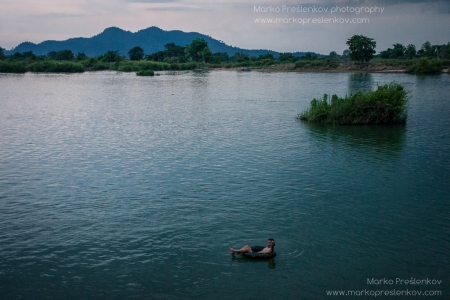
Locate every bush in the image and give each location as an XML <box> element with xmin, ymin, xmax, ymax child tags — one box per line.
<box><xmin>297</xmin><ymin>83</ymin><xmax>409</xmax><ymax>124</ymax></box>
<box><xmin>407</xmin><ymin>58</ymin><xmax>442</xmax><ymax>74</ymax></box>
<box><xmin>27</xmin><ymin>61</ymin><xmax>84</xmax><ymax>73</ymax></box>
<box><xmin>92</xmin><ymin>62</ymin><xmax>111</xmax><ymax>71</ymax></box>
<box><xmin>0</xmin><ymin>61</ymin><xmax>26</xmax><ymax>73</ymax></box>
<box><xmin>180</xmin><ymin>62</ymin><xmax>197</xmax><ymax>70</ymax></box>
<box><xmin>80</xmin><ymin>58</ymin><xmax>98</xmax><ymax>68</ymax></box>
<box><xmin>118</xmin><ymin>64</ymin><xmax>135</xmax><ymax>72</ymax></box>
<box><xmin>54</xmin><ymin>62</ymin><xmax>84</xmax><ymax>72</ymax></box>
<box><xmin>136</xmin><ymin>70</ymin><xmax>154</xmax><ymax>76</ymax></box>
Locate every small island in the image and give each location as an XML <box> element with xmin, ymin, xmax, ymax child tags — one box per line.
<box><xmin>297</xmin><ymin>83</ymin><xmax>409</xmax><ymax>125</ymax></box>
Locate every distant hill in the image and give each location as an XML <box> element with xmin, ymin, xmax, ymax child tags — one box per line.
<box><xmin>4</xmin><ymin>26</ymin><xmax>314</xmax><ymax>58</ymax></box>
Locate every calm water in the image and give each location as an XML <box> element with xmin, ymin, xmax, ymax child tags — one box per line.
<box><xmin>0</xmin><ymin>71</ymin><xmax>449</xmax><ymax>299</ymax></box>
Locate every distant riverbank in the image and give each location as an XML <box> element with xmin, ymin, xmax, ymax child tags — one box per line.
<box><xmin>238</xmin><ymin>60</ymin><xmax>450</xmax><ymax>74</ymax></box>
<box><xmin>1</xmin><ymin>58</ymin><xmax>449</xmax><ymax>75</ymax></box>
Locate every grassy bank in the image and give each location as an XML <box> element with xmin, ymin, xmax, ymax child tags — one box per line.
<box><xmin>297</xmin><ymin>83</ymin><xmax>409</xmax><ymax>125</ymax></box>
<box><xmin>136</xmin><ymin>70</ymin><xmax>155</xmax><ymax>76</ymax></box>
<box><xmin>406</xmin><ymin>58</ymin><xmax>444</xmax><ymax>74</ymax></box>
<box><xmin>263</xmin><ymin>58</ymin><xmax>450</xmax><ymax>73</ymax></box>
<box><xmin>1</xmin><ymin>57</ymin><xmax>448</xmax><ymax>74</ymax></box>
<box><xmin>0</xmin><ymin>59</ymin><xmax>199</xmax><ymax>74</ymax></box>
<box><xmin>0</xmin><ymin>61</ymin><xmax>27</xmax><ymax>73</ymax></box>
<box><xmin>0</xmin><ymin>60</ymin><xmax>84</xmax><ymax>73</ymax></box>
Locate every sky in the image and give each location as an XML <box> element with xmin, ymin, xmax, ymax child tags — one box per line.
<box><xmin>1</xmin><ymin>0</ymin><xmax>449</xmax><ymax>55</ymax></box>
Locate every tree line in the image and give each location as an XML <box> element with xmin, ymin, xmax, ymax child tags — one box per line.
<box><xmin>0</xmin><ymin>38</ymin><xmax>301</xmax><ymax>64</ymax></box>
<box><xmin>1</xmin><ymin>35</ymin><xmax>449</xmax><ymax>75</ymax></box>
<box><xmin>333</xmin><ymin>35</ymin><xmax>450</xmax><ymax>63</ymax></box>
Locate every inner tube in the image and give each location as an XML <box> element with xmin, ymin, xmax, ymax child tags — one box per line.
<box><xmin>243</xmin><ymin>246</ymin><xmax>277</xmax><ymax>259</ymax></box>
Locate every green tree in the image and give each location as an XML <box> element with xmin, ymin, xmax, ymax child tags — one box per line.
<box><xmin>258</xmin><ymin>53</ymin><xmax>274</xmax><ymax>61</ymax></box>
<box><xmin>48</xmin><ymin>50</ymin><xmax>74</xmax><ymax>61</ymax></box>
<box><xmin>146</xmin><ymin>43</ymin><xmax>187</xmax><ymax>62</ymax></box>
<box><xmin>405</xmin><ymin>44</ymin><xmax>416</xmax><ymax>59</ymax></box>
<box><xmin>185</xmin><ymin>38</ymin><xmax>211</xmax><ymax>62</ymax></box>
<box><xmin>436</xmin><ymin>44</ymin><xmax>449</xmax><ymax>59</ymax></box>
<box><xmin>101</xmin><ymin>50</ymin><xmax>123</xmax><ymax>62</ymax></box>
<box><xmin>55</xmin><ymin>49</ymin><xmax>74</xmax><ymax>61</ymax></box>
<box><xmin>21</xmin><ymin>51</ymin><xmax>36</xmax><ymax>61</ymax></box>
<box><xmin>328</xmin><ymin>51</ymin><xmax>338</xmax><ymax>59</ymax></box>
<box><xmin>47</xmin><ymin>51</ymin><xmax>57</xmax><ymax>60</ymax></box>
<box><xmin>279</xmin><ymin>52</ymin><xmax>296</xmax><ymax>62</ymax></box>
<box><xmin>391</xmin><ymin>43</ymin><xmax>405</xmax><ymax>58</ymax></box>
<box><xmin>146</xmin><ymin>51</ymin><xmax>165</xmax><ymax>62</ymax></box>
<box><xmin>302</xmin><ymin>52</ymin><xmax>318</xmax><ymax>60</ymax></box>
<box><xmin>201</xmin><ymin>46</ymin><xmax>212</xmax><ymax>63</ymax></box>
<box><xmin>417</xmin><ymin>41</ymin><xmax>435</xmax><ymax>58</ymax></box>
<box><xmin>76</xmin><ymin>52</ymin><xmax>88</xmax><ymax>61</ymax></box>
<box><xmin>0</xmin><ymin>47</ymin><xmax>5</xmax><ymax>59</ymax></box>
<box><xmin>211</xmin><ymin>52</ymin><xmax>229</xmax><ymax>63</ymax></box>
<box><xmin>346</xmin><ymin>35</ymin><xmax>376</xmax><ymax>63</ymax></box>
<box><xmin>231</xmin><ymin>52</ymin><xmax>249</xmax><ymax>62</ymax></box>
<box><xmin>164</xmin><ymin>43</ymin><xmax>186</xmax><ymax>60</ymax></box>
<box><xmin>379</xmin><ymin>48</ymin><xmax>392</xmax><ymax>59</ymax></box>
<box><xmin>342</xmin><ymin>49</ymin><xmax>350</xmax><ymax>61</ymax></box>
<box><xmin>128</xmin><ymin>46</ymin><xmax>144</xmax><ymax>61</ymax></box>
<box><xmin>13</xmin><ymin>52</ymin><xmax>24</xmax><ymax>59</ymax></box>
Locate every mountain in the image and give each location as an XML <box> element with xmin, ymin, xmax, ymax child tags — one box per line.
<box><xmin>4</xmin><ymin>26</ymin><xmax>311</xmax><ymax>58</ymax></box>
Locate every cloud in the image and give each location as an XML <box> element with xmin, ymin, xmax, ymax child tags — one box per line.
<box><xmin>0</xmin><ymin>0</ymin><xmax>448</xmax><ymax>52</ymax></box>
<box><xmin>127</xmin><ymin>0</ymin><xmax>180</xmax><ymax>2</ymax></box>
<box><xmin>365</xmin><ymin>0</ymin><xmax>449</xmax><ymax>4</ymax></box>
<box><xmin>27</xmin><ymin>12</ymin><xmax>85</xmax><ymax>19</ymax></box>
<box><xmin>340</xmin><ymin>0</ymin><xmax>450</xmax><ymax>9</ymax></box>
<box><xmin>146</xmin><ymin>6</ymin><xmax>201</xmax><ymax>11</ymax></box>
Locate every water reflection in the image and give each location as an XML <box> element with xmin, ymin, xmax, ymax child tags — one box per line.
<box><xmin>301</xmin><ymin>122</ymin><xmax>406</xmax><ymax>159</ymax></box>
<box><xmin>189</xmin><ymin>72</ymin><xmax>210</xmax><ymax>95</ymax></box>
<box><xmin>230</xmin><ymin>256</ymin><xmax>276</xmax><ymax>269</ymax></box>
<box><xmin>348</xmin><ymin>72</ymin><xmax>374</xmax><ymax>93</ymax></box>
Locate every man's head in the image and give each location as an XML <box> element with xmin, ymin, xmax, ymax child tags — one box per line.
<box><xmin>268</xmin><ymin>238</ymin><xmax>275</xmax><ymax>248</ymax></box>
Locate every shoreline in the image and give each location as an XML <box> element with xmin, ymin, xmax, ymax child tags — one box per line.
<box><xmin>232</xmin><ymin>63</ymin><xmax>448</xmax><ymax>74</ymax></box>
<box><xmin>240</xmin><ymin>68</ymin><xmax>409</xmax><ymax>74</ymax></box>
<box><xmin>207</xmin><ymin>62</ymin><xmax>450</xmax><ymax>74</ymax></box>
<box><xmin>2</xmin><ymin>66</ymin><xmax>449</xmax><ymax>75</ymax></box>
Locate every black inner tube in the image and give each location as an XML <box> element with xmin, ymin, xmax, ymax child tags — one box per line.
<box><xmin>243</xmin><ymin>246</ymin><xmax>277</xmax><ymax>259</ymax></box>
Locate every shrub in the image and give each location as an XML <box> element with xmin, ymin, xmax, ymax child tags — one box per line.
<box><xmin>297</xmin><ymin>83</ymin><xmax>409</xmax><ymax>124</ymax></box>
<box><xmin>0</xmin><ymin>61</ymin><xmax>26</xmax><ymax>73</ymax></box>
<box><xmin>407</xmin><ymin>58</ymin><xmax>442</xmax><ymax>74</ymax></box>
<box><xmin>180</xmin><ymin>62</ymin><xmax>197</xmax><ymax>70</ymax></box>
<box><xmin>27</xmin><ymin>61</ymin><xmax>84</xmax><ymax>73</ymax></box>
<box><xmin>81</xmin><ymin>58</ymin><xmax>98</xmax><ymax>68</ymax></box>
<box><xmin>118</xmin><ymin>64</ymin><xmax>135</xmax><ymax>72</ymax></box>
<box><xmin>136</xmin><ymin>70</ymin><xmax>154</xmax><ymax>76</ymax></box>
<box><xmin>92</xmin><ymin>62</ymin><xmax>111</xmax><ymax>71</ymax></box>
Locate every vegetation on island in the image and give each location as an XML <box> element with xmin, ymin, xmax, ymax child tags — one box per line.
<box><xmin>136</xmin><ymin>70</ymin><xmax>154</xmax><ymax>76</ymax></box>
<box><xmin>0</xmin><ymin>35</ymin><xmax>449</xmax><ymax>75</ymax></box>
<box><xmin>297</xmin><ymin>83</ymin><xmax>409</xmax><ymax>125</ymax></box>
<box><xmin>128</xmin><ymin>46</ymin><xmax>144</xmax><ymax>61</ymax></box>
<box><xmin>346</xmin><ymin>35</ymin><xmax>376</xmax><ymax>63</ymax></box>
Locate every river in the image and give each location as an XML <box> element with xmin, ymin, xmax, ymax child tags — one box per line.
<box><xmin>0</xmin><ymin>71</ymin><xmax>449</xmax><ymax>299</ymax></box>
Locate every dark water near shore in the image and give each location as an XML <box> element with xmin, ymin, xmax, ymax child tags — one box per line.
<box><xmin>0</xmin><ymin>71</ymin><xmax>449</xmax><ymax>299</ymax></box>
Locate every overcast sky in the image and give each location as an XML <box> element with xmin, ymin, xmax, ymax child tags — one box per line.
<box><xmin>1</xmin><ymin>0</ymin><xmax>449</xmax><ymax>54</ymax></box>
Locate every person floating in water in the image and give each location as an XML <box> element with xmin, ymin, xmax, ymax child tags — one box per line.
<box><xmin>229</xmin><ymin>238</ymin><xmax>275</xmax><ymax>255</ymax></box>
